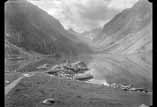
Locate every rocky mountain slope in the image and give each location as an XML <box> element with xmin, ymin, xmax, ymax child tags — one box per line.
<box><xmin>93</xmin><ymin>0</ymin><xmax>152</xmax><ymax>54</ymax></box>
<box><xmin>85</xmin><ymin>0</ymin><xmax>152</xmax><ymax>90</ymax></box>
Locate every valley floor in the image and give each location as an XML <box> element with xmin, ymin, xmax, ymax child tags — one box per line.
<box><xmin>5</xmin><ymin>53</ymin><xmax>152</xmax><ymax>107</ymax></box>
<box><xmin>5</xmin><ymin>72</ymin><xmax>152</xmax><ymax>107</ymax></box>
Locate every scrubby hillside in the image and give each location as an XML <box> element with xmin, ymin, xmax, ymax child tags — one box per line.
<box><xmin>5</xmin><ymin>0</ymin><xmax>92</xmax><ymax>57</ymax></box>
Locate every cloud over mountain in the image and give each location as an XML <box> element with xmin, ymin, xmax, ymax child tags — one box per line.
<box><xmin>28</xmin><ymin>0</ymin><xmax>139</xmax><ymax>32</ymax></box>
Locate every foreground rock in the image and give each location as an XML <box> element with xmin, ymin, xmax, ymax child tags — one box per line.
<box><xmin>42</xmin><ymin>98</ymin><xmax>55</xmax><ymax>105</ymax></box>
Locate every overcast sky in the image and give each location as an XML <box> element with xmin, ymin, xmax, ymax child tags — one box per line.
<box><xmin>28</xmin><ymin>0</ymin><xmax>139</xmax><ymax>33</ymax></box>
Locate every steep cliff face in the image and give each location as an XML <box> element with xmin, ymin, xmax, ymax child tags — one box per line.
<box><xmin>5</xmin><ymin>0</ymin><xmax>92</xmax><ymax>57</ymax></box>
<box><xmin>94</xmin><ymin>0</ymin><xmax>152</xmax><ymax>54</ymax></box>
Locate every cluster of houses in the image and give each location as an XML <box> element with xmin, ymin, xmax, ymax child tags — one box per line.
<box><xmin>36</xmin><ymin>61</ymin><xmax>151</xmax><ymax>94</ymax></box>
<box><xmin>109</xmin><ymin>83</ymin><xmax>151</xmax><ymax>94</ymax></box>
<box><xmin>37</xmin><ymin>61</ymin><xmax>93</xmax><ymax>81</ymax></box>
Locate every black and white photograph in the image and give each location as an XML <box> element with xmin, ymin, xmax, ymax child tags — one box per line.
<box><xmin>5</xmin><ymin>0</ymin><xmax>152</xmax><ymax>107</ymax></box>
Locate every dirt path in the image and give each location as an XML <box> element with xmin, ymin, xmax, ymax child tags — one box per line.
<box><xmin>5</xmin><ymin>73</ymin><xmax>34</xmax><ymax>96</ymax></box>
<box><xmin>5</xmin><ymin>76</ymin><xmax>24</xmax><ymax>95</ymax></box>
